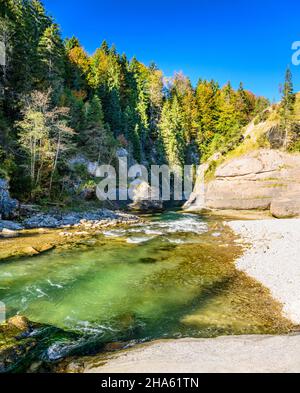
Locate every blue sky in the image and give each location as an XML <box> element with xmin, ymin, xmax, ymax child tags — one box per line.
<box><xmin>43</xmin><ymin>0</ymin><xmax>300</xmax><ymax>100</ymax></box>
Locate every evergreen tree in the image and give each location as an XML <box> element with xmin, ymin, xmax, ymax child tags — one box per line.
<box><xmin>171</xmin><ymin>73</ymin><xmax>199</xmax><ymax>144</ymax></box>
<box><xmin>281</xmin><ymin>68</ymin><xmax>296</xmax><ymax>149</ymax></box>
<box><xmin>282</xmin><ymin>68</ymin><xmax>295</xmax><ymax>114</ymax></box>
<box><xmin>37</xmin><ymin>24</ymin><xmax>65</xmax><ymax>96</ymax></box>
<box><xmin>148</xmin><ymin>63</ymin><xmax>163</xmax><ymax>138</ymax></box>
<box><xmin>83</xmin><ymin>95</ymin><xmax>116</xmax><ymax>164</ymax></box>
<box><xmin>159</xmin><ymin>96</ymin><xmax>185</xmax><ymax>168</ymax></box>
<box><xmin>196</xmin><ymin>80</ymin><xmax>220</xmax><ymax>159</ymax></box>
<box><xmin>65</xmin><ymin>36</ymin><xmax>81</xmax><ymax>51</ymax></box>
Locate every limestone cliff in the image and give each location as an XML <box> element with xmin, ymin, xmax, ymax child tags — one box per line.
<box><xmin>185</xmin><ymin>117</ymin><xmax>300</xmax><ymax>218</ymax></box>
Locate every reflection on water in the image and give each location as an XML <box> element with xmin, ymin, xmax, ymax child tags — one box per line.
<box><xmin>0</xmin><ymin>212</ymin><xmax>291</xmax><ymax>363</ymax></box>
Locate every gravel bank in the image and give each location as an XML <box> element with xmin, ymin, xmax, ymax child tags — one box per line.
<box><xmin>78</xmin><ymin>335</ymin><xmax>300</xmax><ymax>373</ymax></box>
<box><xmin>228</xmin><ymin>219</ymin><xmax>300</xmax><ymax>325</ymax></box>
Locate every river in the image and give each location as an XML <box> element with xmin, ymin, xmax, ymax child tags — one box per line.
<box><xmin>0</xmin><ymin>211</ymin><xmax>291</xmax><ymax>370</ymax></box>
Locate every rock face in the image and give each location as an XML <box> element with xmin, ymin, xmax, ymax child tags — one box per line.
<box><xmin>185</xmin><ymin>149</ymin><xmax>300</xmax><ymax>218</ymax></box>
<box><xmin>0</xmin><ymin>179</ymin><xmax>19</xmax><ymax>219</ymax></box>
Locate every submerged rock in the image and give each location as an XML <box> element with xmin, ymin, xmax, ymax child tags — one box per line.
<box><xmin>7</xmin><ymin>316</ymin><xmax>31</xmax><ymax>333</ymax></box>
<box><xmin>0</xmin><ymin>316</ymin><xmax>37</xmax><ymax>373</ymax></box>
<box><xmin>1</xmin><ymin>229</ymin><xmax>19</xmax><ymax>238</ymax></box>
<box><xmin>139</xmin><ymin>257</ymin><xmax>157</xmax><ymax>264</ymax></box>
<box><xmin>21</xmin><ymin>246</ymin><xmax>40</xmax><ymax>256</ymax></box>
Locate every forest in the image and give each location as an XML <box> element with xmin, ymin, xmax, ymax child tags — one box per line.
<box><xmin>0</xmin><ymin>0</ymin><xmax>295</xmax><ymax>205</ymax></box>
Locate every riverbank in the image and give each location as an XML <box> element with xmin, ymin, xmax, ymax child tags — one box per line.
<box><xmin>228</xmin><ymin>219</ymin><xmax>300</xmax><ymax>325</ymax></box>
<box><xmin>61</xmin><ymin>335</ymin><xmax>300</xmax><ymax>373</ymax></box>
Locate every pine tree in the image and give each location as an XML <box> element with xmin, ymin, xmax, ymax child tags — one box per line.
<box><xmin>159</xmin><ymin>96</ymin><xmax>185</xmax><ymax>168</ymax></box>
<box><xmin>129</xmin><ymin>58</ymin><xmax>150</xmax><ymax>155</ymax></box>
<box><xmin>196</xmin><ymin>80</ymin><xmax>219</xmax><ymax>159</ymax></box>
<box><xmin>124</xmin><ymin>105</ymin><xmax>141</xmax><ymax>162</ymax></box>
<box><xmin>37</xmin><ymin>24</ymin><xmax>65</xmax><ymax>96</ymax></box>
<box><xmin>171</xmin><ymin>73</ymin><xmax>199</xmax><ymax>144</ymax></box>
<box><xmin>83</xmin><ymin>95</ymin><xmax>116</xmax><ymax>164</ymax></box>
<box><xmin>282</xmin><ymin>68</ymin><xmax>295</xmax><ymax>114</ymax></box>
<box><xmin>281</xmin><ymin>68</ymin><xmax>296</xmax><ymax>149</ymax></box>
<box><xmin>89</xmin><ymin>43</ymin><xmax>123</xmax><ymax>135</ymax></box>
<box><xmin>65</xmin><ymin>36</ymin><xmax>81</xmax><ymax>51</ymax></box>
<box><xmin>148</xmin><ymin>63</ymin><xmax>163</xmax><ymax>138</ymax></box>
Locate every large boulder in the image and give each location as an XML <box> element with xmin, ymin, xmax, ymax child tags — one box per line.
<box><xmin>129</xmin><ymin>178</ymin><xmax>163</xmax><ymax>212</ymax></box>
<box><xmin>185</xmin><ymin>149</ymin><xmax>300</xmax><ymax>217</ymax></box>
<box><xmin>0</xmin><ymin>179</ymin><xmax>19</xmax><ymax>219</ymax></box>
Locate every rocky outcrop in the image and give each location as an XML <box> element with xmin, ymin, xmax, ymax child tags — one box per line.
<box><xmin>185</xmin><ymin>149</ymin><xmax>300</xmax><ymax>218</ymax></box>
<box><xmin>0</xmin><ymin>179</ymin><xmax>19</xmax><ymax>219</ymax></box>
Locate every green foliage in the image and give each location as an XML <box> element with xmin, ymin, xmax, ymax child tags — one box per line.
<box><xmin>37</xmin><ymin>24</ymin><xmax>65</xmax><ymax>96</ymax></box>
<box><xmin>82</xmin><ymin>95</ymin><xmax>117</xmax><ymax>163</ymax></box>
<box><xmin>279</xmin><ymin>68</ymin><xmax>298</xmax><ymax>150</ymax></box>
<box><xmin>159</xmin><ymin>96</ymin><xmax>185</xmax><ymax>168</ymax></box>
<box><xmin>282</xmin><ymin>68</ymin><xmax>295</xmax><ymax>115</ymax></box>
<box><xmin>0</xmin><ymin>146</ymin><xmax>16</xmax><ymax>179</ymax></box>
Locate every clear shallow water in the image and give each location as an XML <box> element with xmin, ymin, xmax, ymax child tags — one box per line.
<box><xmin>0</xmin><ymin>212</ymin><xmax>290</xmax><ymax>364</ymax></box>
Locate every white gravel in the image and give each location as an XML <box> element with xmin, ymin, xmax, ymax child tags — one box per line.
<box><xmin>83</xmin><ymin>335</ymin><xmax>300</xmax><ymax>373</ymax></box>
<box><xmin>228</xmin><ymin>219</ymin><xmax>300</xmax><ymax>324</ymax></box>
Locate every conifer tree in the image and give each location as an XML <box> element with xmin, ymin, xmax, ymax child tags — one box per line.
<box><xmin>37</xmin><ymin>24</ymin><xmax>65</xmax><ymax>96</ymax></box>
<box><xmin>281</xmin><ymin>68</ymin><xmax>296</xmax><ymax>149</ymax></box>
<box><xmin>282</xmin><ymin>68</ymin><xmax>295</xmax><ymax>114</ymax></box>
<box><xmin>148</xmin><ymin>63</ymin><xmax>163</xmax><ymax>138</ymax></box>
<box><xmin>159</xmin><ymin>96</ymin><xmax>185</xmax><ymax>168</ymax></box>
<box><xmin>83</xmin><ymin>95</ymin><xmax>116</xmax><ymax>164</ymax></box>
<box><xmin>196</xmin><ymin>80</ymin><xmax>220</xmax><ymax>159</ymax></box>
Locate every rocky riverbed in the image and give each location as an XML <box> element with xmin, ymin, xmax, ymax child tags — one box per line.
<box><xmin>0</xmin><ymin>209</ymin><xmax>141</xmax><ymax>261</ymax></box>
